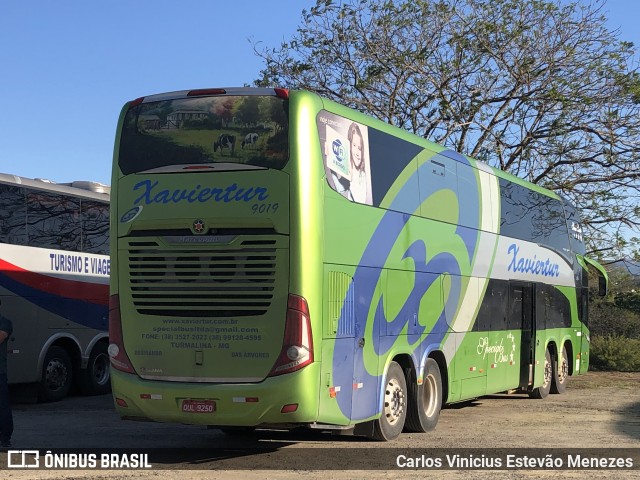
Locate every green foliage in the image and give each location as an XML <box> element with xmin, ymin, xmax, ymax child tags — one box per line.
<box><xmin>590</xmin><ymin>335</ymin><xmax>640</xmax><ymax>372</ymax></box>
<box><xmin>254</xmin><ymin>0</ymin><xmax>640</xmax><ymax>259</ymax></box>
<box><xmin>589</xmin><ymin>303</ymin><xmax>640</xmax><ymax>339</ymax></box>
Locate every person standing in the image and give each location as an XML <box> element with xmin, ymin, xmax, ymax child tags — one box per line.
<box><xmin>0</xmin><ymin>301</ymin><xmax>13</xmax><ymax>448</ymax></box>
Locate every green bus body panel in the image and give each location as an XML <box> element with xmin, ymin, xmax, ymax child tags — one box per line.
<box><xmin>110</xmin><ymin>88</ymin><xmax>589</xmax><ymax>430</ymax></box>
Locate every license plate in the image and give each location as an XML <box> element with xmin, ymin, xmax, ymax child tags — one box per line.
<box><xmin>181</xmin><ymin>399</ymin><xmax>216</xmax><ymax>413</ymax></box>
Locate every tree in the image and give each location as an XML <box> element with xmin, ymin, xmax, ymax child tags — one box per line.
<box><xmin>254</xmin><ymin>0</ymin><xmax>640</xmax><ymax>260</ymax></box>
<box><xmin>588</xmin><ymin>265</ymin><xmax>640</xmax><ymax>339</ymax></box>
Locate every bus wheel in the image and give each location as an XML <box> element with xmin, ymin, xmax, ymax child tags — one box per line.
<box><xmin>404</xmin><ymin>358</ymin><xmax>442</xmax><ymax>433</ymax></box>
<box><xmin>551</xmin><ymin>345</ymin><xmax>569</xmax><ymax>394</ymax></box>
<box><xmin>372</xmin><ymin>361</ymin><xmax>407</xmax><ymax>441</ymax></box>
<box><xmin>529</xmin><ymin>348</ymin><xmax>552</xmax><ymax>399</ymax></box>
<box><xmin>79</xmin><ymin>342</ymin><xmax>111</xmax><ymax>396</ymax></box>
<box><xmin>38</xmin><ymin>346</ymin><xmax>73</xmax><ymax>402</ymax></box>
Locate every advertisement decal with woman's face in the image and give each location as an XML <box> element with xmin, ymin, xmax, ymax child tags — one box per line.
<box><xmin>317</xmin><ymin>111</ymin><xmax>373</xmax><ymax>205</ymax></box>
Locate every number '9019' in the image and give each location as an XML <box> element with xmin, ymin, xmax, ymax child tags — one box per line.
<box><xmin>252</xmin><ymin>203</ymin><xmax>279</xmax><ymax>214</ymax></box>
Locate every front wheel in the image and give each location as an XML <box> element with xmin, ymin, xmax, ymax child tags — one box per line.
<box><xmin>529</xmin><ymin>348</ymin><xmax>552</xmax><ymax>399</ymax></box>
<box><xmin>404</xmin><ymin>358</ymin><xmax>442</xmax><ymax>433</ymax></box>
<box><xmin>372</xmin><ymin>361</ymin><xmax>407</xmax><ymax>441</ymax></box>
<box><xmin>551</xmin><ymin>345</ymin><xmax>569</xmax><ymax>394</ymax></box>
<box><xmin>38</xmin><ymin>346</ymin><xmax>73</xmax><ymax>402</ymax></box>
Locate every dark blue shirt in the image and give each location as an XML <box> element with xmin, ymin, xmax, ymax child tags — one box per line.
<box><xmin>0</xmin><ymin>316</ymin><xmax>12</xmax><ymax>375</ymax></box>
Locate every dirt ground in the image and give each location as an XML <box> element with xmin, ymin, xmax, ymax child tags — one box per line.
<box><xmin>2</xmin><ymin>371</ymin><xmax>640</xmax><ymax>479</ymax></box>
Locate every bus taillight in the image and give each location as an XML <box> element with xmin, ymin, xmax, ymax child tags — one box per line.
<box><xmin>108</xmin><ymin>294</ymin><xmax>136</xmax><ymax>374</ymax></box>
<box><xmin>268</xmin><ymin>294</ymin><xmax>313</xmax><ymax>377</ymax></box>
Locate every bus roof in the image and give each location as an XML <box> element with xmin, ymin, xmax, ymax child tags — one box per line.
<box><xmin>0</xmin><ymin>173</ymin><xmax>110</xmax><ymax>200</ymax></box>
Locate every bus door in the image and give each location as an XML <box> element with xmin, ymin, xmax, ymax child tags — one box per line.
<box><xmin>511</xmin><ymin>282</ymin><xmax>535</xmax><ymax>389</ymax></box>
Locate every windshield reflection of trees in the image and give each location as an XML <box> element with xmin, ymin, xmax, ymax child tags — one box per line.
<box><xmin>500</xmin><ymin>181</ymin><xmax>569</xmax><ymax>252</ymax></box>
<box><xmin>0</xmin><ymin>184</ymin><xmax>108</xmax><ymax>255</ymax></box>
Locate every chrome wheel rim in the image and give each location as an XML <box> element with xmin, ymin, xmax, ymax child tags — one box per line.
<box><xmin>383</xmin><ymin>377</ymin><xmax>405</xmax><ymax>426</ymax></box>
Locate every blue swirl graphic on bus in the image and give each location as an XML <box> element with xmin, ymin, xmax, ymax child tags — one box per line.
<box><xmin>120</xmin><ymin>206</ymin><xmax>143</xmax><ymax>223</ymax></box>
<box><xmin>331</xmin><ymin>149</ymin><xmax>482</xmax><ymax>421</ymax></box>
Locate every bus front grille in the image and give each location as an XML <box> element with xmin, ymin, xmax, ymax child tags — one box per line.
<box><xmin>124</xmin><ymin>239</ymin><xmax>280</xmax><ymax>317</ymax></box>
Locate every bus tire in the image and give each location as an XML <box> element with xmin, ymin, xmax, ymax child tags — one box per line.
<box><xmin>372</xmin><ymin>361</ymin><xmax>407</xmax><ymax>441</ymax></box>
<box><xmin>79</xmin><ymin>342</ymin><xmax>111</xmax><ymax>396</ymax></box>
<box><xmin>404</xmin><ymin>358</ymin><xmax>442</xmax><ymax>433</ymax></box>
<box><xmin>551</xmin><ymin>345</ymin><xmax>569</xmax><ymax>394</ymax></box>
<box><xmin>38</xmin><ymin>346</ymin><xmax>73</xmax><ymax>402</ymax></box>
<box><xmin>529</xmin><ymin>348</ymin><xmax>552</xmax><ymax>399</ymax></box>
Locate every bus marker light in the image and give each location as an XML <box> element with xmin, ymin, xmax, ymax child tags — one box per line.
<box><xmin>490</xmin><ymin>364</ymin><xmax>497</xmax><ymax>369</ymax></box>
<box><xmin>129</xmin><ymin>97</ymin><xmax>145</xmax><ymax>107</ymax></box>
<box><xmin>329</xmin><ymin>386</ymin><xmax>340</xmax><ymax>398</ymax></box>
<box><xmin>353</xmin><ymin>382</ymin><xmax>363</xmax><ymax>389</ymax></box>
<box><xmin>187</xmin><ymin>88</ymin><xmax>227</xmax><ymax>96</ymax></box>
<box><xmin>115</xmin><ymin>398</ymin><xmax>128</xmax><ymax>408</ymax></box>
<box><xmin>469</xmin><ymin>366</ymin><xmax>476</xmax><ymax>372</ymax></box>
<box><xmin>139</xmin><ymin>394</ymin><xmax>163</xmax><ymax>400</ymax></box>
<box><xmin>280</xmin><ymin>404</ymin><xmax>298</xmax><ymax>413</ymax></box>
<box><xmin>232</xmin><ymin>397</ymin><xmax>260</xmax><ymax>403</ymax></box>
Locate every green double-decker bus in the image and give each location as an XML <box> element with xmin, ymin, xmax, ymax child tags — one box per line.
<box><xmin>109</xmin><ymin>87</ymin><xmax>608</xmax><ymax>440</ymax></box>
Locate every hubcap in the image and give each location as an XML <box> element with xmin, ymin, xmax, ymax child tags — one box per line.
<box><xmin>422</xmin><ymin>374</ymin><xmax>438</xmax><ymax>417</ymax></box>
<box><xmin>558</xmin><ymin>352</ymin><xmax>569</xmax><ymax>384</ymax></box>
<box><xmin>45</xmin><ymin>359</ymin><xmax>69</xmax><ymax>391</ymax></box>
<box><xmin>543</xmin><ymin>356</ymin><xmax>552</xmax><ymax>388</ymax></box>
<box><xmin>92</xmin><ymin>353</ymin><xmax>110</xmax><ymax>385</ymax></box>
<box><xmin>383</xmin><ymin>377</ymin><xmax>405</xmax><ymax>426</ymax></box>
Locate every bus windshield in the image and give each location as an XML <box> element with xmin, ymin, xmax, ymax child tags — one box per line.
<box><xmin>118</xmin><ymin>95</ymin><xmax>289</xmax><ymax>174</ymax></box>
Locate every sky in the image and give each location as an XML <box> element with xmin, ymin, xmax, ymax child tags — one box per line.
<box><xmin>0</xmin><ymin>0</ymin><xmax>639</xmax><ymax>187</ymax></box>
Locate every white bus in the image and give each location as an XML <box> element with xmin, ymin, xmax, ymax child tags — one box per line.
<box><xmin>0</xmin><ymin>173</ymin><xmax>110</xmax><ymax>401</ymax></box>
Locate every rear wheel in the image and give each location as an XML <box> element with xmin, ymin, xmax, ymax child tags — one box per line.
<box><xmin>529</xmin><ymin>348</ymin><xmax>552</xmax><ymax>399</ymax></box>
<box><xmin>372</xmin><ymin>361</ymin><xmax>407</xmax><ymax>441</ymax></box>
<box><xmin>38</xmin><ymin>346</ymin><xmax>72</xmax><ymax>402</ymax></box>
<box><xmin>551</xmin><ymin>345</ymin><xmax>569</xmax><ymax>394</ymax></box>
<box><xmin>79</xmin><ymin>342</ymin><xmax>111</xmax><ymax>395</ymax></box>
<box><xmin>404</xmin><ymin>358</ymin><xmax>442</xmax><ymax>433</ymax></box>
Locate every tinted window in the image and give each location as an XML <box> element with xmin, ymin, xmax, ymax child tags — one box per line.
<box><xmin>563</xmin><ymin>200</ymin><xmax>585</xmax><ymax>256</ymax></box>
<box><xmin>499</xmin><ymin>179</ymin><xmax>569</xmax><ymax>253</ymax></box>
<box><xmin>536</xmin><ymin>284</ymin><xmax>571</xmax><ymax>329</ymax></box>
<box><xmin>368</xmin><ymin>129</ymin><xmax>422</xmax><ymax>207</ymax></box>
<box><xmin>318</xmin><ymin>112</ymin><xmax>374</xmax><ymax>205</ymax></box>
<box><xmin>27</xmin><ymin>192</ymin><xmax>81</xmax><ymax>251</ymax></box>
<box><xmin>474</xmin><ymin>279</ymin><xmax>508</xmax><ymax>331</ymax></box>
<box><xmin>119</xmin><ymin>95</ymin><xmax>289</xmax><ymax>174</ymax></box>
<box><xmin>318</xmin><ymin>110</ymin><xmax>422</xmax><ymax>209</ymax></box>
<box><xmin>0</xmin><ymin>184</ymin><xmax>26</xmax><ymax>245</ymax></box>
<box><xmin>82</xmin><ymin>201</ymin><xmax>110</xmax><ymax>254</ymax></box>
